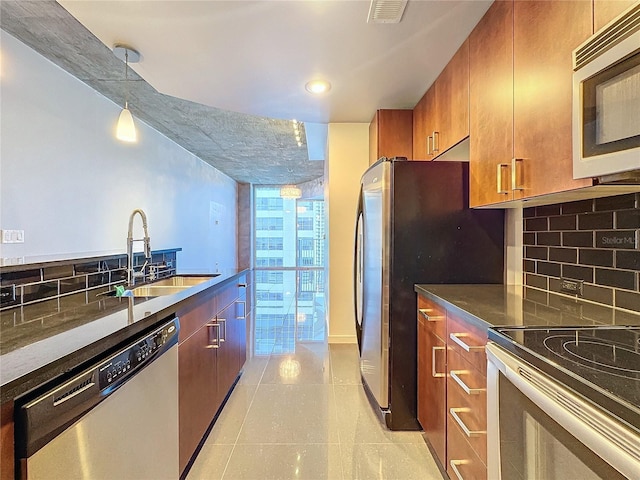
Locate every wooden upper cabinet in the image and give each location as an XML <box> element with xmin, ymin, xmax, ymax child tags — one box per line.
<box><xmin>469</xmin><ymin>0</ymin><xmax>514</xmax><ymax>207</ymax></box>
<box><xmin>513</xmin><ymin>0</ymin><xmax>592</xmax><ymax>198</ymax></box>
<box><xmin>469</xmin><ymin>0</ymin><xmax>595</xmax><ymax>207</ymax></box>
<box><xmin>369</xmin><ymin>109</ymin><xmax>413</xmax><ymax>165</ymax></box>
<box><xmin>594</xmin><ymin>0</ymin><xmax>637</xmax><ymax>32</ymax></box>
<box><xmin>435</xmin><ymin>39</ymin><xmax>470</xmax><ymax>156</ymax></box>
<box><xmin>413</xmin><ymin>40</ymin><xmax>470</xmax><ymax>161</ymax></box>
<box><xmin>412</xmin><ymin>87</ymin><xmax>436</xmax><ymax>160</ymax></box>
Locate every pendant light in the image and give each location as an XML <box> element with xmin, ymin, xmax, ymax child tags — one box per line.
<box><xmin>113</xmin><ymin>45</ymin><xmax>140</xmax><ymax>143</ymax></box>
<box><xmin>280</xmin><ymin>185</ymin><xmax>302</xmax><ymax>199</ymax></box>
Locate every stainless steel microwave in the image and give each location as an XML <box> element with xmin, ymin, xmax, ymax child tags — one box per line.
<box><xmin>572</xmin><ymin>3</ymin><xmax>640</xmax><ymax>180</ymax></box>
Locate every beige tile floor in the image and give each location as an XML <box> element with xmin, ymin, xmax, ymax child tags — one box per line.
<box><xmin>186</xmin><ymin>342</ymin><xmax>443</xmax><ymax>479</ymax></box>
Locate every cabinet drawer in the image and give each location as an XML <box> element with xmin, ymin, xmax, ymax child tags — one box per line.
<box><xmin>418</xmin><ymin>295</ymin><xmax>446</xmax><ymax>339</ymax></box>
<box><xmin>216</xmin><ymin>281</ymin><xmax>239</xmax><ymax>312</ymax></box>
<box><xmin>177</xmin><ymin>294</ymin><xmax>216</xmax><ymax>343</ymax></box>
<box><xmin>447</xmin><ymin>415</ymin><xmax>487</xmax><ymax>480</ymax></box>
<box><xmin>447</xmin><ymin>313</ymin><xmax>487</xmax><ymax>377</ymax></box>
<box><xmin>447</xmin><ymin>374</ymin><xmax>487</xmax><ymax>465</ymax></box>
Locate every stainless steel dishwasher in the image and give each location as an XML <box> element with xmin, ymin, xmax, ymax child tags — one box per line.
<box><xmin>16</xmin><ymin>317</ymin><xmax>180</xmax><ymax>480</ymax></box>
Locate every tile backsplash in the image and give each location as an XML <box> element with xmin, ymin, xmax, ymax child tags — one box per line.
<box><xmin>523</xmin><ymin>193</ymin><xmax>640</xmax><ymax>313</ymax></box>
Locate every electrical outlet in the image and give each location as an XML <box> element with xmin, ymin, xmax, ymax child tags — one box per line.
<box><xmin>1</xmin><ymin>230</ymin><xmax>25</xmax><ymax>244</ymax></box>
<box><xmin>560</xmin><ymin>278</ymin><xmax>583</xmax><ymax>297</ymax></box>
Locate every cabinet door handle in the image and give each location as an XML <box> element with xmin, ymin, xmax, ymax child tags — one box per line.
<box><xmin>217</xmin><ymin>318</ymin><xmax>226</xmax><ymax>342</ymax></box>
<box><xmin>449</xmin><ymin>460</ymin><xmax>470</xmax><ymax>480</ymax></box>
<box><xmin>450</xmin><ymin>408</ymin><xmax>486</xmax><ymax>437</ymax></box>
<box><xmin>496</xmin><ymin>163</ymin><xmax>510</xmax><ymax>194</ymax></box>
<box><xmin>432</xmin><ymin>346</ymin><xmax>446</xmax><ymax>378</ymax></box>
<box><xmin>450</xmin><ymin>370</ymin><xmax>486</xmax><ymax>395</ymax></box>
<box><xmin>236</xmin><ymin>300</ymin><xmax>246</xmax><ymax>319</ymax></box>
<box><xmin>419</xmin><ymin>308</ymin><xmax>444</xmax><ymax>322</ymax></box>
<box><xmin>511</xmin><ymin>157</ymin><xmax>524</xmax><ymax>191</ymax></box>
<box><xmin>432</xmin><ymin>131</ymin><xmax>439</xmax><ymax>153</ymax></box>
<box><xmin>449</xmin><ymin>333</ymin><xmax>485</xmax><ymax>353</ymax></box>
<box><xmin>205</xmin><ymin>322</ymin><xmax>220</xmax><ymax>349</ymax></box>
<box><xmin>427</xmin><ymin>136</ymin><xmax>433</xmax><ymax>156</ymax></box>
<box><xmin>238</xmin><ymin>283</ymin><xmax>247</xmax><ymax>288</ymax></box>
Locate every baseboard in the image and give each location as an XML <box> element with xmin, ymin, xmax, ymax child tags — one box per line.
<box><xmin>328</xmin><ymin>334</ymin><xmax>357</xmax><ymax>344</ymax></box>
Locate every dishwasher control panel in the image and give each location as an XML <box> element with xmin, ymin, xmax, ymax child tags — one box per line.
<box><xmin>98</xmin><ymin>317</ymin><xmax>179</xmax><ymax>390</ymax></box>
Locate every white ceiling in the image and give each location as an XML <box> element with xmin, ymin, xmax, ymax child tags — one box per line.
<box><xmin>57</xmin><ymin>0</ymin><xmax>493</xmax><ymax>124</ymax></box>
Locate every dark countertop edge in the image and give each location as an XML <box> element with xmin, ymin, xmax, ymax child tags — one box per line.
<box><xmin>0</xmin><ymin>248</ymin><xmax>183</xmax><ymax>273</ymax></box>
<box><xmin>415</xmin><ymin>284</ymin><xmax>494</xmax><ymax>333</ymax></box>
<box><xmin>0</xmin><ymin>268</ymin><xmax>249</xmax><ymax>404</ymax></box>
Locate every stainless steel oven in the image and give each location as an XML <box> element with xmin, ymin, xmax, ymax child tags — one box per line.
<box><xmin>486</xmin><ymin>327</ymin><xmax>640</xmax><ymax>480</ymax></box>
<box><xmin>573</xmin><ymin>3</ymin><xmax>640</xmax><ymax>180</ymax></box>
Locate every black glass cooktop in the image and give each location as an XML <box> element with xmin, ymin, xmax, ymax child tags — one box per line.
<box><xmin>489</xmin><ymin>326</ymin><xmax>640</xmax><ymax>431</ymax></box>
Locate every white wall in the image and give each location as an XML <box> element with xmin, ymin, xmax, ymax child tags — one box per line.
<box><xmin>325</xmin><ymin>123</ymin><xmax>369</xmax><ymax>344</ymax></box>
<box><xmin>0</xmin><ymin>31</ymin><xmax>237</xmax><ymax>272</ymax></box>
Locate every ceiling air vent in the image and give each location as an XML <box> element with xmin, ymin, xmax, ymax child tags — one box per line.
<box><xmin>367</xmin><ymin>0</ymin><xmax>408</xmax><ymax>24</ymax></box>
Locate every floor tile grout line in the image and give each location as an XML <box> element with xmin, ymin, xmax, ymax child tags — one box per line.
<box><xmin>218</xmin><ymin>354</ymin><xmax>270</xmax><ymax>480</ymax></box>
<box><xmin>329</xmin><ymin>344</ymin><xmax>347</xmax><ymax>480</ymax></box>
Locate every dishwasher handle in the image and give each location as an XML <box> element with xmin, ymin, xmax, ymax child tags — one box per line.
<box><xmin>16</xmin><ymin>316</ymin><xmax>180</xmax><ymax>458</ymax></box>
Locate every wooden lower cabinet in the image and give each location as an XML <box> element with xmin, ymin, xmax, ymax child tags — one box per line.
<box><xmin>0</xmin><ymin>401</ymin><xmax>14</xmax><ymax>480</ymax></box>
<box><xmin>417</xmin><ymin>293</ymin><xmax>488</xmax><ymax>478</ymax></box>
<box><xmin>178</xmin><ymin>275</ymin><xmax>248</xmax><ymax>475</ymax></box>
<box><xmin>178</xmin><ymin>319</ymin><xmax>218</xmax><ymax>472</ymax></box>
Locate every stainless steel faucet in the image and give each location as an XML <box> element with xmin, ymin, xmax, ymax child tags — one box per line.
<box><xmin>127</xmin><ymin>209</ymin><xmax>151</xmax><ymax>285</ymax></box>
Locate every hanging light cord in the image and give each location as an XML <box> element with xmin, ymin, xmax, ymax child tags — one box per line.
<box><xmin>124</xmin><ymin>49</ymin><xmax>130</xmax><ymax>110</ymax></box>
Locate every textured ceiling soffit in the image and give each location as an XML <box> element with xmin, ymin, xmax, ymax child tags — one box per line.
<box><xmin>0</xmin><ymin>0</ymin><xmax>323</xmax><ymax>186</ymax></box>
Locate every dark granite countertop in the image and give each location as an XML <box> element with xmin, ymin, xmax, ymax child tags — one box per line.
<box><xmin>0</xmin><ymin>268</ymin><xmax>248</xmax><ymax>403</ymax></box>
<box><xmin>415</xmin><ymin>284</ymin><xmax>640</xmax><ymax>334</ymax></box>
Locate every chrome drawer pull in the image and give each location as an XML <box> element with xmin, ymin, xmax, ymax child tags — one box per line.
<box><xmin>236</xmin><ymin>300</ymin><xmax>246</xmax><ymax>319</ymax></box>
<box><xmin>217</xmin><ymin>318</ymin><xmax>226</xmax><ymax>342</ymax></box>
<box><xmin>497</xmin><ymin>163</ymin><xmax>510</xmax><ymax>194</ymax></box>
<box><xmin>432</xmin><ymin>346</ymin><xmax>446</xmax><ymax>378</ymax></box>
<box><xmin>450</xmin><ymin>408</ymin><xmax>486</xmax><ymax>437</ymax></box>
<box><xmin>450</xmin><ymin>333</ymin><xmax>485</xmax><ymax>353</ymax></box>
<box><xmin>511</xmin><ymin>157</ymin><xmax>524</xmax><ymax>191</ymax></box>
<box><xmin>450</xmin><ymin>370</ymin><xmax>486</xmax><ymax>395</ymax></box>
<box><xmin>205</xmin><ymin>322</ymin><xmax>220</xmax><ymax>349</ymax></box>
<box><xmin>419</xmin><ymin>308</ymin><xmax>444</xmax><ymax>322</ymax></box>
<box><xmin>450</xmin><ymin>460</ymin><xmax>469</xmax><ymax>480</ymax></box>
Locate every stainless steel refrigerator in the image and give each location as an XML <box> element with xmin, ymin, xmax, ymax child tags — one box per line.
<box><xmin>354</xmin><ymin>157</ymin><xmax>504</xmax><ymax>430</ymax></box>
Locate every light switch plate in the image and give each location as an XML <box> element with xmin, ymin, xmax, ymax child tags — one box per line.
<box><xmin>1</xmin><ymin>230</ymin><xmax>25</xmax><ymax>243</ymax></box>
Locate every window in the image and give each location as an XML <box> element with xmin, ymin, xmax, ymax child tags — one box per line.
<box><xmin>255</xmin><ymin>258</ymin><xmax>284</xmax><ymax>267</ymax></box>
<box><xmin>256</xmin><ymin>197</ymin><xmax>283</xmax><ymax>211</ymax></box>
<box><xmin>256</xmin><ymin>237</ymin><xmax>283</xmax><ymax>250</ymax></box>
<box><xmin>256</xmin><ymin>291</ymin><xmax>284</xmax><ymax>301</ymax></box>
<box><xmin>297</xmin><ymin>218</ymin><xmax>313</xmax><ymax>230</ymax></box>
<box><xmin>255</xmin><ymin>271</ymin><xmax>284</xmax><ymax>284</ymax></box>
<box><xmin>256</xmin><ymin>217</ymin><xmax>283</xmax><ymax>231</ymax></box>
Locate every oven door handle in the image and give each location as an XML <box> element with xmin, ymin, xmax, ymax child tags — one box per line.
<box><xmin>486</xmin><ymin>342</ymin><xmax>640</xmax><ymax>480</ymax></box>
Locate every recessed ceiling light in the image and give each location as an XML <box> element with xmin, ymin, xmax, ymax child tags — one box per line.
<box><xmin>305</xmin><ymin>79</ymin><xmax>331</xmax><ymax>94</ymax></box>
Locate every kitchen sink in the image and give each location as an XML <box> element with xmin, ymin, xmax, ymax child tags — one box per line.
<box><xmin>148</xmin><ymin>275</ymin><xmax>219</xmax><ymax>287</ymax></box>
<box><xmin>129</xmin><ymin>285</ymin><xmax>191</xmax><ymax>297</ymax></box>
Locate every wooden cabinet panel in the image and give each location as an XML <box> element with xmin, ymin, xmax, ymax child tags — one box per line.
<box><xmin>447</xmin><ymin>375</ymin><xmax>487</xmax><ymax>464</ymax></box>
<box><xmin>177</xmin><ymin>294</ymin><xmax>216</xmax><ymax>343</ymax></box>
<box><xmin>419</xmin><ymin>327</ymin><xmax>447</xmax><ymax>465</ymax></box>
<box><xmin>513</xmin><ymin>0</ymin><xmax>592</xmax><ymax>198</ymax></box>
<box><xmin>369</xmin><ymin>109</ymin><xmax>413</xmax><ymax>165</ymax></box>
<box><xmin>447</xmin><ymin>313</ymin><xmax>488</xmax><ymax>378</ymax></box>
<box><xmin>594</xmin><ymin>0</ymin><xmax>636</xmax><ymax>32</ymax></box>
<box><xmin>178</xmin><ymin>323</ymin><xmax>218</xmax><ymax>472</ymax></box>
<box><xmin>447</xmin><ymin>415</ymin><xmax>487</xmax><ymax>480</ymax></box>
<box><xmin>435</xmin><ymin>39</ymin><xmax>470</xmax><ymax>155</ymax></box>
<box><xmin>417</xmin><ymin>295</ymin><xmax>446</xmax><ymax>339</ymax></box>
<box><xmin>412</xmin><ymin>88</ymin><xmax>436</xmax><ymax>160</ymax></box>
<box><xmin>469</xmin><ymin>0</ymin><xmax>514</xmax><ymax>207</ymax></box>
<box><xmin>216</xmin><ymin>301</ymin><xmax>240</xmax><ymax>399</ymax></box>
<box><xmin>0</xmin><ymin>401</ymin><xmax>14</xmax><ymax>480</ymax></box>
